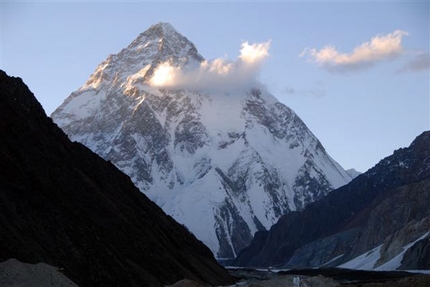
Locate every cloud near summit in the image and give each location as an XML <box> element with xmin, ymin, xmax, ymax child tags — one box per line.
<box><xmin>149</xmin><ymin>41</ymin><xmax>271</xmax><ymax>91</ymax></box>
<box><xmin>300</xmin><ymin>30</ymin><xmax>408</xmax><ymax>72</ymax></box>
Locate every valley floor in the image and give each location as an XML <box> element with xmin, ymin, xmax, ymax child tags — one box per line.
<box><xmin>2</xmin><ymin>259</ymin><xmax>429</xmax><ymax>287</ymax></box>
<box><xmin>218</xmin><ymin>268</ymin><xmax>430</xmax><ymax>287</ymax></box>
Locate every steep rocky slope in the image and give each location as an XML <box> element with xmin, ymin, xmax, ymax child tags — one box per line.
<box><xmin>52</xmin><ymin>22</ymin><xmax>352</xmax><ymax>258</ymax></box>
<box><xmin>0</xmin><ymin>70</ymin><xmax>235</xmax><ymax>286</ymax></box>
<box><xmin>234</xmin><ymin>131</ymin><xmax>430</xmax><ymax>268</ymax></box>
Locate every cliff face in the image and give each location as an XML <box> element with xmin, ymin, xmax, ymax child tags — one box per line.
<box><xmin>285</xmin><ymin>178</ymin><xmax>430</xmax><ymax>270</ymax></box>
<box><xmin>0</xmin><ymin>70</ymin><xmax>235</xmax><ymax>286</ymax></box>
<box><xmin>400</xmin><ymin>229</ymin><xmax>430</xmax><ymax>270</ymax></box>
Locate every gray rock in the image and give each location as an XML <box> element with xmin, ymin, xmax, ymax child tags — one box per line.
<box><xmin>0</xmin><ymin>259</ymin><xmax>78</xmax><ymax>287</ymax></box>
<box><xmin>400</xmin><ymin>235</ymin><xmax>430</xmax><ymax>270</ymax></box>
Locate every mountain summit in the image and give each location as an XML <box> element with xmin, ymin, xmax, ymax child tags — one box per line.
<box><xmin>130</xmin><ymin>22</ymin><xmax>203</xmax><ymax>64</ymax></box>
<box><xmin>71</xmin><ymin>22</ymin><xmax>203</xmax><ymax>97</ymax></box>
<box><xmin>52</xmin><ymin>23</ymin><xmax>353</xmax><ymax>258</ymax></box>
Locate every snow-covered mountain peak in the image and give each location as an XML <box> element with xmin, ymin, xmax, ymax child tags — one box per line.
<box><xmin>129</xmin><ymin>22</ymin><xmax>204</xmax><ymax>65</ymax></box>
<box><xmin>52</xmin><ymin>23</ymin><xmax>353</xmax><ymax>259</ymax></box>
<box><xmin>79</xmin><ymin>22</ymin><xmax>203</xmax><ymax>92</ymax></box>
<box><xmin>143</xmin><ymin>22</ymin><xmax>177</xmax><ymax>37</ymax></box>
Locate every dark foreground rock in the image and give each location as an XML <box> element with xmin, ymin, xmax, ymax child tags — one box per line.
<box><xmin>0</xmin><ymin>70</ymin><xmax>235</xmax><ymax>286</ymax></box>
<box><xmin>0</xmin><ymin>259</ymin><xmax>78</xmax><ymax>287</ymax></box>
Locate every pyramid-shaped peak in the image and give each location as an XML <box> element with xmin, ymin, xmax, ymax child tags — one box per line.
<box><xmin>148</xmin><ymin>22</ymin><xmax>178</xmax><ymax>36</ymax></box>
<box><xmin>72</xmin><ymin>22</ymin><xmax>204</xmax><ymax>92</ymax></box>
<box><xmin>126</xmin><ymin>22</ymin><xmax>204</xmax><ymax>64</ymax></box>
<box><xmin>133</xmin><ymin>22</ymin><xmax>189</xmax><ymax>46</ymax></box>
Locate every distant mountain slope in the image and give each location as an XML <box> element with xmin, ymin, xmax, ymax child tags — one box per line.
<box><xmin>233</xmin><ymin>131</ymin><xmax>430</xmax><ymax>269</ymax></box>
<box><xmin>51</xmin><ymin>22</ymin><xmax>352</xmax><ymax>258</ymax></box>
<box><xmin>0</xmin><ymin>70</ymin><xmax>235</xmax><ymax>287</ymax></box>
<box><xmin>346</xmin><ymin>168</ymin><xmax>361</xmax><ymax>179</ymax></box>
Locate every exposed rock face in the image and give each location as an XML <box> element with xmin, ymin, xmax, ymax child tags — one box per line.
<box><xmin>350</xmin><ymin>179</ymin><xmax>430</xmax><ymax>264</ymax></box>
<box><xmin>0</xmin><ymin>70</ymin><xmax>235</xmax><ymax>286</ymax></box>
<box><xmin>400</xmin><ymin>233</ymin><xmax>430</xmax><ymax>270</ymax></box>
<box><xmin>233</xmin><ymin>131</ymin><xmax>430</xmax><ymax>268</ymax></box>
<box><xmin>51</xmin><ymin>22</ymin><xmax>352</xmax><ymax>258</ymax></box>
<box><xmin>286</xmin><ymin>228</ymin><xmax>362</xmax><ymax>268</ymax></box>
<box><xmin>375</xmin><ymin>215</ymin><xmax>430</xmax><ymax>269</ymax></box>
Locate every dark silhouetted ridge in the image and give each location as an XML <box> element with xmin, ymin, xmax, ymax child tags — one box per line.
<box><xmin>0</xmin><ymin>70</ymin><xmax>235</xmax><ymax>286</ymax></box>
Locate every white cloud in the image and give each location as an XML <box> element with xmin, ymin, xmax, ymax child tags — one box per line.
<box><xmin>149</xmin><ymin>62</ymin><xmax>178</xmax><ymax>86</ymax></box>
<box><xmin>301</xmin><ymin>30</ymin><xmax>408</xmax><ymax>72</ymax></box>
<box><xmin>149</xmin><ymin>41</ymin><xmax>271</xmax><ymax>92</ymax></box>
<box><xmin>239</xmin><ymin>41</ymin><xmax>271</xmax><ymax>65</ymax></box>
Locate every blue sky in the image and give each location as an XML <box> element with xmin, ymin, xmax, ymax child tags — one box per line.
<box><xmin>1</xmin><ymin>1</ymin><xmax>429</xmax><ymax>172</ymax></box>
